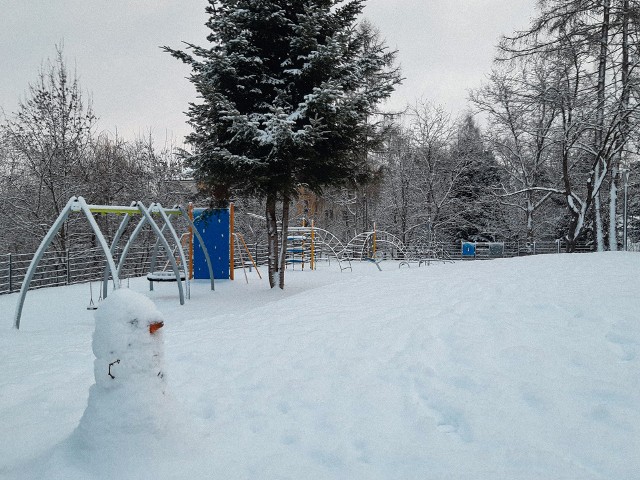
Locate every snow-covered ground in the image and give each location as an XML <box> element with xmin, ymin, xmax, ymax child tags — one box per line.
<box><xmin>1</xmin><ymin>253</ymin><xmax>639</xmax><ymax>479</ymax></box>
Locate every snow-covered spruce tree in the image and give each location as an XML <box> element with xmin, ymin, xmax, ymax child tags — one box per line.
<box><xmin>165</xmin><ymin>0</ymin><xmax>400</xmax><ymax>288</ymax></box>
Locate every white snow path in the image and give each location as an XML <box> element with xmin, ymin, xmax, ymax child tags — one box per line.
<box><xmin>1</xmin><ymin>253</ymin><xmax>639</xmax><ymax>479</ymax></box>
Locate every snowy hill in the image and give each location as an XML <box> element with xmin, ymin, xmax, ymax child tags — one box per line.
<box><xmin>1</xmin><ymin>253</ymin><xmax>639</xmax><ymax>479</ymax></box>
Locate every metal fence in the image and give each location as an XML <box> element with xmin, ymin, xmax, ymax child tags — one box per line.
<box><xmin>441</xmin><ymin>240</ymin><xmax>594</xmax><ymax>260</ymax></box>
<box><xmin>0</xmin><ymin>245</ymin><xmax>172</xmax><ymax>296</ymax></box>
<box><xmin>230</xmin><ymin>238</ymin><xmax>599</xmax><ymax>268</ymax></box>
<box><xmin>0</xmin><ymin>237</ymin><xmax>604</xmax><ymax>296</ymax></box>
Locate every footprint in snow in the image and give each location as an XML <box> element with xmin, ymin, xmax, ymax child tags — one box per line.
<box><xmin>411</xmin><ymin>378</ymin><xmax>474</xmax><ymax>443</ymax></box>
<box><xmin>605</xmin><ymin>331</ymin><xmax>637</xmax><ymax>361</ymax></box>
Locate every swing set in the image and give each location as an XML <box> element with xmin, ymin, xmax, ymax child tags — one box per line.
<box><xmin>13</xmin><ymin>196</ymin><xmax>215</xmax><ymax>329</ymax></box>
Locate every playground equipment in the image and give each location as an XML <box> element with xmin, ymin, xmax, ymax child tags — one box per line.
<box><xmin>192</xmin><ymin>206</ymin><xmax>232</xmax><ymax>281</ymax></box>
<box><xmin>288</xmin><ymin>222</ymin><xmax>352</xmax><ymax>271</ymax></box>
<box><xmin>13</xmin><ymin>197</ymin><xmax>215</xmax><ymax>329</ymax></box>
<box><xmin>87</xmin><ymin>281</ymin><xmax>101</xmax><ymax>310</ymax></box>
<box><xmin>343</xmin><ymin>226</ymin><xmax>408</xmax><ymax>262</ymax></box>
<box><xmin>232</xmin><ymin>232</ymin><xmax>262</xmax><ymax>283</ymax></box>
<box><xmin>400</xmin><ymin>237</ymin><xmax>455</xmax><ymax>267</ymax></box>
<box><xmin>96</xmin><ymin>201</ymin><xmax>214</xmax><ymax>303</ymax></box>
<box><xmin>143</xmin><ymin>203</ymin><xmax>215</xmax><ymax>296</ymax></box>
<box><xmin>286</xmin><ymin>233</ymin><xmax>308</xmax><ymax>269</ymax></box>
<box><xmin>146</xmin><ymin>232</ymin><xmax>190</xmax><ymax>283</ymax></box>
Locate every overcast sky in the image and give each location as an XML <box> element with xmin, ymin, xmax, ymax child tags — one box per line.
<box><xmin>0</xmin><ymin>0</ymin><xmax>537</xmax><ymax>144</ymax></box>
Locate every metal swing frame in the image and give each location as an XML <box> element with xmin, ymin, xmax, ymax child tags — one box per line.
<box><xmin>14</xmin><ymin>196</ymin><xmax>119</xmax><ymax>329</ymax></box>
<box><xmin>14</xmin><ymin>197</ymin><xmax>216</xmax><ymax>330</ymax></box>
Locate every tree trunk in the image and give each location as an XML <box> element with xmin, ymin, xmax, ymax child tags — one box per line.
<box><xmin>595</xmin><ymin>186</ymin><xmax>604</xmax><ymax>251</ymax></box>
<box><xmin>566</xmin><ymin>203</ymin><xmax>587</xmax><ymax>253</ymax></box>
<box><xmin>526</xmin><ymin>192</ymin><xmax>534</xmax><ymax>243</ymax></box>
<box><xmin>610</xmin><ymin>0</ymin><xmax>630</xmax><ymax>251</ymax></box>
<box><xmin>609</xmin><ymin>169</ymin><xmax>618</xmax><ymax>250</ymax></box>
<box><xmin>594</xmin><ymin>0</ymin><xmax>611</xmax><ymax>252</ymax></box>
<box><xmin>278</xmin><ymin>194</ymin><xmax>291</xmax><ymax>290</ymax></box>
<box><xmin>266</xmin><ymin>193</ymin><xmax>279</xmax><ymax>288</ymax></box>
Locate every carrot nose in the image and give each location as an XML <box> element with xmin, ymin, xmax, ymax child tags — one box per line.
<box><xmin>149</xmin><ymin>321</ymin><xmax>164</xmax><ymax>334</ymax></box>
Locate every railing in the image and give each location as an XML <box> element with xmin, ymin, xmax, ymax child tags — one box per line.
<box><xmin>0</xmin><ymin>245</ymin><xmax>178</xmax><ymax>296</ymax></box>
<box><xmin>432</xmin><ymin>240</ymin><xmax>594</xmax><ymax>261</ymax></box>
<box><xmin>0</xmin><ymin>237</ymin><xmax>605</xmax><ymax>296</ymax></box>
<box><xmin>231</xmin><ymin>238</ymin><xmax>599</xmax><ymax>266</ymax></box>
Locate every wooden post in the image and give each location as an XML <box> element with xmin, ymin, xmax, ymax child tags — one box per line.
<box><xmin>301</xmin><ymin>218</ymin><xmax>306</xmax><ymax>271</ymax></box>
<box><xmin>237</xmin><ymin>232</ymin><xmax>262</xmax><ymax>279</ymax></box>
<box><xmin>229</xmin><ymin>202</ymin><xmax>235</xmax><ymax>280</ymax></box>
<box><xmin>310</xmin><ymin>219</ymin><xmax>315</xmax><ymax>271</ymax></box>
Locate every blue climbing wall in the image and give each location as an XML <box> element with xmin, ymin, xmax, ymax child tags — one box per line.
<box><xmin>193</xmin><ymin>208</ymin><xmax>230</xmax><ymax>279</ymax></box>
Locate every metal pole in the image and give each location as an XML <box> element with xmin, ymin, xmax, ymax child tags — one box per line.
<box><xmin>66</xmin><ymin>249</ymin><xmax>71</xmax><ymax>285</ymax></box>
<box><xmin>8</xmin><ymin>253</ymin><xmax>12</xmax><ymax>293</ymax></box>
<box><xmin>188</xmin><ymin>203</ymin><xmax>194</xmax><ymax>280</ymax></box>
<box><xmin>373</xmin><ymin>222</ymin><xmax>377</xmax><ymax>258</ymax></box>
<box><xmin>623</xmin><ymin>169</ymin><xmax>630</xmax><ymax>251</ymax></box>
<box><xmin>180</xmin><ymin>205</ymin><xmax>214</xmax><ymax>291</ymax></box>
<box><xmin>229</xmin><ymin>203</ymin><xmax>235</xmax><ymax>280</ymax></box>
<box><xmin>14</xmin><ymin>197</ymin><xmax>78</xmax><ymax>329</ymax></box>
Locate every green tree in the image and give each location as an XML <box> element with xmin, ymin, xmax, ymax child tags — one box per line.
<box><xmin>165</xmin><ymin>0</ymin><xmax>400</xmax><ymax>288</ymax></box>
<box><xmin>449</xmin><ymin>115</ymin><xmax>504</xmax><ymax>242</ymax></box>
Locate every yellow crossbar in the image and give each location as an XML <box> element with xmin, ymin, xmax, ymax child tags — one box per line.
<box><xmin>86</xmin><ymin>205</ymin><xmax>182</xmax><ymax>215</ymax></box>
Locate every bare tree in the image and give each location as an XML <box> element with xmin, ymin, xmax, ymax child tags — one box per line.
<box><xmin>497</xmin><ymin>0</ymin><xmax>640</xmax><ymax>251</ymax></box>
<box><xmin>471</xmin><ymin>57</ymin><xmax>561</xmax><ymax>242</ymax></box>
<box><xmin>2</xmin><ymin>47</ymin><xmax>95</xmax><ymax>252</ymax></box>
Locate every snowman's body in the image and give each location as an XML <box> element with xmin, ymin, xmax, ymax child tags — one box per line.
<box><xmin>74</xmin><ymin>289</ymin><xmax>170</xmax><ymax>443</ymax></box>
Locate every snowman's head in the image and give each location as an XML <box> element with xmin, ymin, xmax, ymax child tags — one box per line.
<box><xmin>92</xmin><ymin>289</ymin><xmax>165</xmax><ymax>388</ymax></box>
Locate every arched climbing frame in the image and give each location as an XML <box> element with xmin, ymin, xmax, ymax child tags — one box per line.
<box><xmin>344</xmin><ymin>230</ymin><xmax>407</xmax><ymax>261</ymax></box>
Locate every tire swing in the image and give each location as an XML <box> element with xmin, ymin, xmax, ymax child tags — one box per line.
<box><xmin>147</xmin><ymin>238</ymin><xmax>187</xmax><ymax>283</ymax></box>
<box><xmin>146</xmin><ymin>270</ymin><xmax>186</xmax><ymax>282</ymax></box>
<box><xmin>146</xmin><ymin>212</ymin><xmax>189</xmax><ymax>294</ymax></box>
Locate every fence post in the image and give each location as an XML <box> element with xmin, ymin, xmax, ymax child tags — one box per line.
<box><xmin>8</xmin><ymin>253</ymin><xmax>12</xmax><ymax>293</ymax></box>
<box><xmin>533</xmin><ymin>241</ymin><xmax>537</xmax><ymax>255</ymax></box>
<box><xmin>66</xmin><ymin>250</ymin><xmax>71</xmax><ymax>285</ymax></box>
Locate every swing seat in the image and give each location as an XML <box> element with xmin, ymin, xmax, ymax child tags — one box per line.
<box><xmin>146</xmin><ymin>270</ymin><xmax>186</xmax><ymax>282</ymax></box>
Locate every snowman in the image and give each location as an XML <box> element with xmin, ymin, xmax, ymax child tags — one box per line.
<box><xmin>74</xmin><ymin>288</ymin><xmax>172</xmax><ymax>446</ymax></box>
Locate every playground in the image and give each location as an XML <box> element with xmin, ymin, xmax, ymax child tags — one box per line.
<box><xmin>1</xmin><ymin>249</ymin><xmax>639</xmax><ymax>479</ymax></box>
<box><xmin>5</xmin><ymin>196</ymin><xmax>459</xmax><ymax>328</ymax></box>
